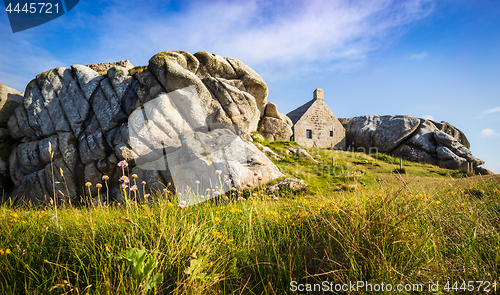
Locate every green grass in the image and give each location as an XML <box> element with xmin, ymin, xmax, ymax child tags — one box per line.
<box><xmin>0</xmin><ymin>143</ymin><xmax>499</xmax><ymax>294</ymax></box>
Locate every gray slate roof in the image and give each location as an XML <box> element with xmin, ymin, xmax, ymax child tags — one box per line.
<box><xmin>286</xmin><ymin>99</ymin><xmax>315</xmax><ymax>125</ymax></box>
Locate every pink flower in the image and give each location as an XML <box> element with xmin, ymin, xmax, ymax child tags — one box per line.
<box><xmin>213</xmin><ymin>191</ymin><xmax>221</xmax><ymax>196</ymax></box>
<box><xmin>117</xmin><ymin>160</ymin><xmax>128</xmax><ymax>168</ymax></box>
<box><xmin>225</xmin><ymin>179</ymin><xmax>232</xmax><ymax>185</ymax></box>
<box><xmin>130</xmin><ymin>185</ymin><xmax>138</xmax><ymax>192</ymax></box>
<box><xmin>121</xmin><ymin>183</ymin><xmax>128</xmax><ymax>189</ymax></box>
<box><xmin>144</xmin><ymin>194</ymin><xmax>150</xmax><ymax>198</ymax></box>
<box><xmin>178</xmin><ymin>200</ymin><xmax>187</xmax><ymax>208</ymax></box>
<box><xmin>237</xmin><ymin>196</ymin><xmax>245</xmax><ymax>201</ymax></box>
<box><xmin>142</xmin><ymin>181</ymin><xmax>146</xmax><ymax>185</ymax></box>
<box><xmin>273</xmin><ymin>196</ymin><xmax>278</xmax><ymax>201</ymax></box>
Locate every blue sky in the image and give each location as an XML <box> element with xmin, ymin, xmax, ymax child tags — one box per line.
<box><xmin>1</xmin><ymin>0</ymin><xmax>499</xmax><ymax>173</ymax></box>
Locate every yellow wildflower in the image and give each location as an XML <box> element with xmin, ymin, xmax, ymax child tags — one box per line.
<box><xmin>212</xmin><ymin>230</ymin><xmax>223</xmax><ymax>239</ymax></box>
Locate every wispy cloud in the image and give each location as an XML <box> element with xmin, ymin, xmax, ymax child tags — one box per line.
<box><xmin>483</xmin><ymin>106</ymin><xmax>500</xmax><ymax>115</ymax></box>
<box><xmin>0</xmin><ymin>0</ymin><xmax>435</xmax><ymax>90</ymax></box>
<box><xmin>87</xmin><ymin>0</ymin><xmax>436</xmax><ymax>74</ymax></box>
<box><xmin>422</xmin><ymin>114</ymin><xmax>434</xmax><ymax>120</ymax></box>
<box><xmin>0</xmin><ymin>19</ymin><xmax>64</xmax><ymax>91</ymax></box>
<box><xmin>409</xmin><ymin>52</ymin><xmax>428</xmax><ymax>59</ymax></box>
<box><xmin>476</xmin><ymin>106</ymin><xmax>500</xmax><ymax>119</ymax></box>
<box><xmin>480</xmin><ymin>128</ymin><xmax>499</xmax><ymax>137</ymax></box>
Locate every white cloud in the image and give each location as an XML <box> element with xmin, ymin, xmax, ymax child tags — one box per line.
<box><xmin>422</xmin><ymin>114</ymin><xmax>434</xmax><ymax>120</ymax></box>
<box><xmin>409</xmin><ymin>52</ymin><xmax>428</xmax><ymax>59</ymax></box>
<box><xmin>0</xmin><ymin>19</ymin><xmax>65</xmax><ymax>90</ymax></box>
<box><xmin>0</xmin><ymin>0</ymin><xmax>436</xmax><ymax>90</ymax></box>
<box><xmin>480</xmin><ymin>128</ymin><xmax>499</xmax><ymax>137</ymax></box>
<box><xmin>483</xmin><ymin>106</ymin><xmax>500</xmax><ymax>115</ymax></box>
<box><xmin>91</xmin><ymin>0</ymin><xmax>436</xmax><ymax>74</ymax></box>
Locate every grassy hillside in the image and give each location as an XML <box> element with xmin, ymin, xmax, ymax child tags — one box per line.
<box><xmin>0</xmin><ymin>141</ymin><xmax>498</xmax><ymax>294</ymax></box>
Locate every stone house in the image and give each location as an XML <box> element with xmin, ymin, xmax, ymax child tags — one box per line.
<box><xmin>286</xmin><ymin>88</ymin><xmax>346</xmax><ymax>149</ymax></box>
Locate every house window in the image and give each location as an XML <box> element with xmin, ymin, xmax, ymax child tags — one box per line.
<box><xmin>306</xmin><ymin>129</ymin><xmax>312</xmax><ymax>139</ymax></box>
<box><xmin>330</xmin><ymin>131</ymin><xmax>333</xmax><ymax>137</ymax></box>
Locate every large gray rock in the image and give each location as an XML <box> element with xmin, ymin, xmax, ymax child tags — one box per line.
<box><xmin>259</xmin><ymin>117</ymin><xmax>293</xmax><ymax>142</ymax></box>
<box><xmin>475</xmin><ymin>167</ymin><xmax>495</xmax><ymax>176</ymax></box>
<box><xmin>264</xmin><ymin>102</ymin><xmax>292</xmax><ymax>126</ymax></box>
<box><xmin>405</xmin><ymin>119</ymin><xmax>439</xmax><ymax>153</ymax></box>
<box><xmin>392</xmin><ymin>144</ymin><xmax>438</xmax><ymax>166</ymax></box>
<box><xmin>0</xmin><ymin>84</ymin><xmax>23</xmax><ymax>194</ymax></box>
<box><xmin>0</xmin><ymin>84</ymin><xmax>23</xmax><ymax>127</ymax></box>
<box><xmin>434</xmin><ymin>131</ymin><xmax>484</xmax><ymax>166</ymax></box>
<box><xmin>430</xmin><ymin>120</ymin><xmax>470</xmax><ymax>149</ymax></box>
<box><xmin>342</xmin><ymin>115</ymin><xmax>420</xmax><ymax>153</ymax></box>
<box><xmin>163</xmin><ymin>129</ymin><xmax>283</xmax><ymax>205</ymax></box>
<box><xmin>148</xmin><ymin>51</ymin><xmax>267</xmax><ymax>135</ymax></box>
<box><xmin>259</xmin><ymin>102</ymin><xmax>293</xmax><ymax>142</ymax></box>
<box><xmin>86</xmin><ymin>60</ymin><xmax>134</xmax><ymax>74</ymax></box>
<box><xmin>342</xmin><ymin>114</ymin><xmax>486</xmax><ymax>174</ymax></box>
<box><xmin>436</xmin><ymin>146</ymin><xmax>469</xmax><ymax>171</ymax></box>
<box><xmin>6</xmin><ymin>51</ymin><xmax>282</xmax><ymax>205</ymax></box>
<box><xmin>436</xmin><ymin>145</ymin><xmax>457</xmax><ymax>161</ymax></box>
<box><xmin>266</xmin><ymin>178</ymin><xmax>307</xmax><ymax>195</ymax></box>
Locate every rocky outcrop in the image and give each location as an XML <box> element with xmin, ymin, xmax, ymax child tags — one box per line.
<box><xmin>0</xmin><ymin>84</ymin><xmax>23</xmax><ymax>127</ymax></box>
<box><xmin>431</xmin><ymin>120</ymin><xmax>470</xmax><ymax>149</ymax></box>
<box><xmin>0</xmin><ymin>84</ymin><xmax>23</xmax><ymax>193</ymax></box>
<box><xmin>342</xmin><ymin>115</ymin><xmax>489</xmax><ymax>174</ymax></box>
<box><xmin>160</xmin><ymin>128</ymin><xmax>284</xmax><ymax>206</ymax></box>
<box><xmin>148</xmin><ymin>51</ymin><xmax>267</xmax><ymax>134</ymax></box>
<box><xmin>286</xmin><ymin>147</ymin><xmax>319</xmax><ymax>164</ymax></box>
<box><xmin>258</xmin><ymin>102</ymin><xmax>293</xmax><ymax>142</ymax></box>
<box><xmin>474</xmin><ymin>167</ymin><xmax>495</xmax><ymax>176</ymax></box>
<box><xmin>87</xmin><ymin>60</ymin><xmax>134</xmax><ymax>74</ymax></box>
<box><xmin>5</xmin><ymin>51</ymin><xmax>283</xmax><ymax>205</ymax></box>
<box><xmin>259</xmin><ymin>117</ymin><xmax>292</xmax><ymax>141</ymax></box>
<box><xmin>253</xmin><ymin>142</ymin><xmax>283</xmax><ymax>160</ymax></box>
<box><xmin>343</xmin><ymin>115</ymin><xmax>420</xmax><ymax>153</ymax></box>
<box><xmin>266</xmin><ymin>178</ymin><xmax>307</xmax><ymax>194</ymax></box>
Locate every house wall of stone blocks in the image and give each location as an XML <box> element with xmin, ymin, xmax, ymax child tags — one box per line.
<box><xmin>287</xmin><ymin>89</ymin><xmax>346</xmax><ymax>149</ymax></box>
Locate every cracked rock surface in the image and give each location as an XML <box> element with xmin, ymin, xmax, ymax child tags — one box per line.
<box><xmin>342</xmin><ymin>115</ymin><xmax>489</xmax><ymax>174</ymax></box>
<box><xmin>3</xmin><ymin>51</ymin><xmax>284</xmax><ymax>205</ymax></box>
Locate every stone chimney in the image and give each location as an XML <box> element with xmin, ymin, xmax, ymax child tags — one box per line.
<box><xmin>313</xmin><ymin>88</ymin><xmax>324</xmax><ymax>101</ymax></box>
